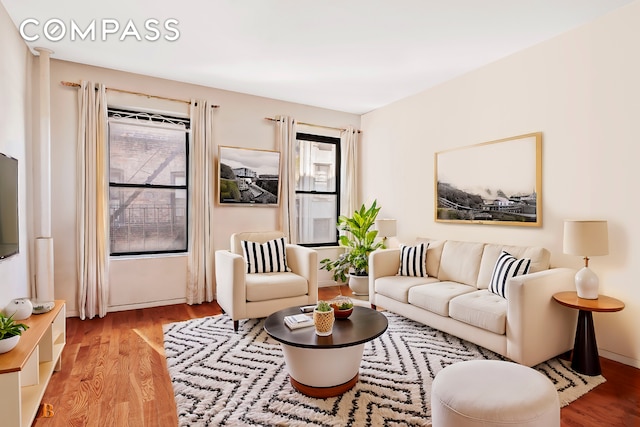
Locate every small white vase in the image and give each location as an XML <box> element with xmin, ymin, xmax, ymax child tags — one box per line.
<box><xmin>0</xmin><ymin>335</ymin><xmax>20</xmax><ymax>354</ymax></box>
<box><xmin>4</xmin><ymin>298</ymin><xmax>33</xmax><ymax>320</ymax></box>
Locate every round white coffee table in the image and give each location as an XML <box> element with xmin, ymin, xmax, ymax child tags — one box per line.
<box><xmin>264</xmin><ymin>306</ymin><xmax>388</xmax><ymax>397</ymax></box>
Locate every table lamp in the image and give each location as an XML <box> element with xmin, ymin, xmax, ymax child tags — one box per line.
<box><xmin>563</xmin><ymin>220</ymin><xmax>609</xmax><ymax>299</ymax></box>
<box><xmin>375</xmin><ymin>219</ymin><xmax>397</xmax><ymax>248</ymax></box>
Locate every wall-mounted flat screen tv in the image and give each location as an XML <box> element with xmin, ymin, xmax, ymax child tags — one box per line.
<box><xmin>0</xmin><ymin>152</ymin><xmax>19</xmax><ymax>260</ymax></box>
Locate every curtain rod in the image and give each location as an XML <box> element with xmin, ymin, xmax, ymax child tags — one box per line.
<box><xmin>60</xmin><ymin>81</ymin><xmax>220</xmax><ymax>108</ymax></box>
<box><xmin>264</xmin><ymin>117</ymin><xmax>361</xmax><ymax>134</ymax></box>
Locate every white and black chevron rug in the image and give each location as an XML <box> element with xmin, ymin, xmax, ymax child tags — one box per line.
<box><xmin>163</xmin><ymin>313</ymin><xmax>605</xmax><ymax>426</ymax></box>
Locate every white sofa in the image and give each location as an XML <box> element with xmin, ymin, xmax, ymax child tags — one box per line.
<box><xmin>369</xmin><ymin>239</ymin><xmax>577</xmax><ymax>367</ymax></box>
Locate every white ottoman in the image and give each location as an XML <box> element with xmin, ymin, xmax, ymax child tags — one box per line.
<box><xmin>431</xmin><ymin>360</ymin><xmax>560</xmax><ymax>427</ymax></box>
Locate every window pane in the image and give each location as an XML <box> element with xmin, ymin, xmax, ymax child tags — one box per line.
<box><xmin>109</xmin><ymin>122</ymin><xmax>186</xmax><ymax>186</ymax></box>
<box><xmin>296</xmin><ymin>194</ymin><xmax>337</xmax><ymax>245</ymax></box>
<box><xmin>110</xmin><ymin>187</ymin><xmax>186</xmax><ymax>254</ymax></box>
<box><xmin>295</xmin><ymin>139</ymin><xmax>336</xmax><ymax>192</ymax></box>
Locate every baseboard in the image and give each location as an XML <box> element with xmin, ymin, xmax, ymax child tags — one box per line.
<box><xmin>64</xmin><ymin>298</ymin><xmax>188</xmax><ymax>317</ymax></box>
<box><xmin>599</xmin><ymin>348</ymin><xmax>640</xmax><ymax>369</ymax></box>
<box><xmin>319</xmin><ymin>280</ymin><xmax>338</xmax><ymax>288</ymax></box>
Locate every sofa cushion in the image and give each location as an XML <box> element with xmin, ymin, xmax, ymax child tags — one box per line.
<box><xmin>245</xmin><ymin>272</ymin><xmax>308</xmax><ymax>302</ymax></box>
<box><xmin>415</xmin><ymin>238</ymin><xmax>445</xmax><ymax>278</ymax></box>
<box><xmin>375</xmin><ymin>275</ymin><xmax>439</xmax><ymax>303</ymax></box>
<box><xmin>408</xmin><ymin>282</ymin><xmax>477</xmax><ymax>316</ymax></box>
<box><xmin>241</xmin><ymin>237</ymin><xmax>290</xmax><ymax>273</ymax></box>
<box><xmin>477</xmin><ymin>244</ymin><xmax>550</xmax><ymax>289</ymax></box>
<box><xmin>449</xmin><ymin>290</ymin><xmax>508</xmax><ymax>335</ymax></box>
<box><xmin>488</xmin><ymin>251</ymin><xmax>531</xmax><ymax>298</ymax></box>
<box><xmin>398</xmin><ymin>243</ymin><xmax>428</xmax><ymax>277</ymax></box>
<box><xmin>437</xmin><ymin>240</ymin><xmax>485</xmax><ymax>287</ymax></box>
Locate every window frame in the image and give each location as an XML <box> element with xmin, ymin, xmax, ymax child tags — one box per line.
<box><xmin>295</xmin><ymin>132</ymin><xmax>341</xmax><ymax>247</ymax></box>
<box><xmin>107</xmin><ymin>107</ymin><xmax>190</xmax><ymax>256</ymax></box>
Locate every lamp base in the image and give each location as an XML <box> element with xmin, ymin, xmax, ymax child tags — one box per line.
<box><xmin>575</xmin><ymin>266</ymin><xmax>599</xmax><ymax>299</ymax></box>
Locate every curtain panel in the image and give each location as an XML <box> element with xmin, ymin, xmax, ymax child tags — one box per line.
<box><xmin>340</xmin><ymin>125</ymin><xmax>359</xmax><ymax>216</ymax></box>
<box><xmin>76</xmin><ymin>81</ymin><xmax>110</xmax><ymax>319</ymax></box>
<box><xmin>186</xmin><ymin>100</ymin><xmax>215</xmax><ymax>304</ymax></box>
<box><xmin>276</xmin><ymin>116</ymin><xmax>297</xmax><ymax>243</ymax></box>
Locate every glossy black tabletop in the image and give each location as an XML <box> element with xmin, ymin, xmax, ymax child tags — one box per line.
<box><xmin>264</xmin><ymin>306</ymin><xmax>388</xmax><ymax>349</ymax></box>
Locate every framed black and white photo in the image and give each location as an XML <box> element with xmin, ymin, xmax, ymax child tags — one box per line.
<box><xmin>218</xmin><ymin>146</ymin><xmax>281</xmax><ymax>206</ymax></box>
<box><xmin>435</xmin><ymin>132</ymin><xmax>542</xmax><ymax>226</ymax></box>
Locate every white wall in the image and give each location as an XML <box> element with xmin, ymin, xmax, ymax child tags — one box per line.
<box><xmin>361</xmin><ymin>1</ymin><xmax>640</xmax><ymax>368</ymax></box>
<box><xmin>48</xmin><ymin>60</ymin><xmax>359</xmax><ymax>315</ymax></box>
<box><xmin>0</xmin><ymin>6</ymin><xmax>31</xmax><ymax>309</ymax></box>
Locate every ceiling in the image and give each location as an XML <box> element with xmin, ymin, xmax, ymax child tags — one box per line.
<box><xmin>1</xmin><ymin>0</ymin><xmax>634</xmax><ymax>114</ymax></box>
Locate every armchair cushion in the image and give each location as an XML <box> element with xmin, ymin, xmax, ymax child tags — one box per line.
<box><xmin>241</xmin><ymin>237</ymin><xmax>290</xmax><ymax>273</ymax></box>
<box><xmin>245</xmin><ymin>272</ymin><xmax>309</xmax><ymax>302</ymax></box>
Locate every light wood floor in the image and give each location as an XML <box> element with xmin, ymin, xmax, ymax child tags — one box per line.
<box><xmin>34</xmin><ymin>286</ymin><xmax>639</xmax><ymax>427</ymax></box>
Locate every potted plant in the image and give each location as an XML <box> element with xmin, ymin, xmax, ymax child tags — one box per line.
<box><xmin>0</xmin><ymin>312</ymin><xmax>29</xmax><ymax>354</ymax></box>
<box><xmin>313</xmin><ymin>300</ymin><xmax>335</xmax><ymax>336</ymax></box>
<box><xmin>320</xmin><ymin>200</ymin><xmax>384</xmax><ymax>295</ymax></box>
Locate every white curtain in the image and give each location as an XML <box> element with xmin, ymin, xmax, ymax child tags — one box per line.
<box><xmin>276</xmin><ymin>116</ymin><xmax>297</xmax><ymax>243</ymax></box>
<box><xmin>340</xmin><ymin>126</ymin><xmax>359</xmax><ymax>216</ymax></box>
<box><xmin>76</xmin><ymin>81</ymin><xmax>109</xmax><ymax>320</ymax></box>
<box><xmin>186</xmin><ymin>100</ymin><xmax>215</xmax><ymax>304</ymax></box>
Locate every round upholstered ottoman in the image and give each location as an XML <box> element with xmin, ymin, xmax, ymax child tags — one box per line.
<box><xmin>431</xmin><ymin>360</ymin><xmax>559</xmax><ymax>427</ymax></box>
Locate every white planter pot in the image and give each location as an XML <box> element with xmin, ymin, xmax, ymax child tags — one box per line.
<box><xmin>0</xmin><ymin>335</ymin><xmax>20</xmax><ymax>354</ymax></box>
<box><xmin>349</xmin><ymin>274</ymin><xmax>369</xmax><ymax>296</ymax></box>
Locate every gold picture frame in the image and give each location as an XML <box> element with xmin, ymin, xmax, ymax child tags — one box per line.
<box><xmin>435</xmin><ymin>132</ymin><xmax>542</xmax><ymax>226</ymax></box>
<box><xmin>218</xmin><ymin>146</ymin><xmax>281</xmax><ymax>206</ymax></box>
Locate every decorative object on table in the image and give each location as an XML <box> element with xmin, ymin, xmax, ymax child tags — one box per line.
<box><xmin>435</xmin><ymin>132</ymin><xmax>542</xmax><ymax>227</ymax></box>
<box><xmin>563</xmin><ymin>220</ymin><xmax>609</xmax><ymax>299</ymax></box>
<box><xmin>32</xmin><ymin>300</ymin><xmax>56</xmax><ymax>314</ymax></box>
<box><xmin>284</xmin><ymin>313</ymin><xmax>314</xmax><ymax>330</ymax></box>
<box><xmin>3</xmin><ymin>297</ymin><xmax>33</xmax><ymax>320</ymax></box>
<box><xmin>330</xmin><ymin>296</ymin><xmax>354</xmax><ymax>319</ymax></box>
<box><xmin>375</xmin><ymin>218</ymin><xmax>397</xmax><ymax>248</ymax></box>
<box><xmin>320</xmin><ymin>200</ymin><xmax>383</xmax><ymax>295</ymax></box>
<box><xmin>0</xmin><ymin>312</ymin><xmax>29</xmax><ymax>354</ymax></box>
<box><xmin>218</xmin><ymin>146</ymin><xmax>281</xmax><ymax>206</ymax></box>
<box><xmin>164</xmin><ymin>312</ymin><xmax>605</xmax><ymax>427</ymax></box>
<box><xmin>313</xmin><ymin>301</ymin><xmax>334</xmax><ymax>336</ymax></box>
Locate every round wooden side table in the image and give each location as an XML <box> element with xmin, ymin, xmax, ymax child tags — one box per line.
<box><xmin>553</xmin><ymin>291</ymin><xmax>624</xmax><ymax>376</ymax></box>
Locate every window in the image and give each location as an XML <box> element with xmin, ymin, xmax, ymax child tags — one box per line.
<box><xmin>108</xmin><ymin>108</ymin><xmax>189</xmax><ymax>255</ymax></box>
<box><xmin>295</xmin><ymin>133</ymin><xmax>340</xmax><ymax>246</ymax></box>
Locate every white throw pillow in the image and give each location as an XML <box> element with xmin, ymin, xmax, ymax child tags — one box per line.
<box><xmin>241</xmin><ymin>237</ymin><xmax>290</xmax><ymax>273</ymax></box>
<box><xmin>488</xmin><ymin>250</ymin><xmax>531</xmax><ymax>298</ymax></box>
<box><xmin>398</xmin><ymin>243</ymin><xmax>429</xmax><ymax>277</ymax></box>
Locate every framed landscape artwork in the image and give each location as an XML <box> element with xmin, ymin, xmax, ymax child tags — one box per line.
<box><xmin>434</xmin><ymin>132</ymin><xmax>542</xmax><ymax>227</ymax></box>
<box><xmin>218</xmin><ymin>146</ymin><xmax>281</xmax><ymax>206</ymax></box>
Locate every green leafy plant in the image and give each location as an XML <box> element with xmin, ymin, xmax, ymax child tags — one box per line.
<box><xmin>320</xmin><ymin>200</ymin><xmax>384</xmax><ymax>282</ymax></box>
<box><xmin>315</xmin><ymin>301</ymin><xmax>332</xmax><ymax>312</ymax></box>
<box><xmin>0</xmin><ymin>313</ymin><xmax>29</xmax><ymax>340</ymax></box>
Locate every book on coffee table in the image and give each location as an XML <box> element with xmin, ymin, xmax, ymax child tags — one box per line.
<box><xmin>284</xmin><ymin>313</ymin><xmax>314</xmax><ymax>330</ymax></box>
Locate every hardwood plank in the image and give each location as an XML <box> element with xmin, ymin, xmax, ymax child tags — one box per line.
<box><xmin>32</xmin><ymin>288</ymin><xmax>639</xmax><ymax>427</ymax></box>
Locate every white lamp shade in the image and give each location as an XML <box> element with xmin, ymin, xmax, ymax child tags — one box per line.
<box><xmin>375</xmin><ymin>219</ymin><xmax>397</xmax><ymax>238</ymax></box>
<box><xmin>563</xmin><ymin>220</ymin><xmax>609</xmax><ymax>257</ymax></box>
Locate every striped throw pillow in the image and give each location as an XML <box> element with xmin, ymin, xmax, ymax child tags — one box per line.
<box><xmin>241</xmin><ymin>237</ymin><xmax>290</xmax><ymax>274</ymax></box>
<box><xmin>488</xmin><ymin>251</ymin><xmax>531</xmax><ymax>299</ymax></box>
<box><xmin>398</xmin><ymin>243</ymin><xmax>428</xmax><ymax>277</ymax></box>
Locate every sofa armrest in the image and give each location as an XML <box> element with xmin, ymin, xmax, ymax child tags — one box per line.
<box><xmin>506</xmin><ymin>267</ymin><xmax>578</xmax><ymax>366</ymax></box>
<box><xmin>286</xmin><ymin>244</ymin><xmax>319</xmax><ymax>304</ymax></box>
<box><xmin>214</xmin><ymin>250</ymin><xmax>247</xmax><ymax>320</ymax></box>
<box><xmin>369</xmin><ymin>249</ymin><xmax>401</xmax><ymax>304</ymax></box>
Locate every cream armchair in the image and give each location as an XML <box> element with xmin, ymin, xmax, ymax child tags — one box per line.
<box><xmin>215</xmin><ymin>231</ymin><xmax>318</xmax><ymax>331</ymax></box>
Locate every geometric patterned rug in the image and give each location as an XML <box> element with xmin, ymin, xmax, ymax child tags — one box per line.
<box><xmin>163</xmin><ymin>312</ymin><xmax>605</xmax><ymax>426</ymax></box>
